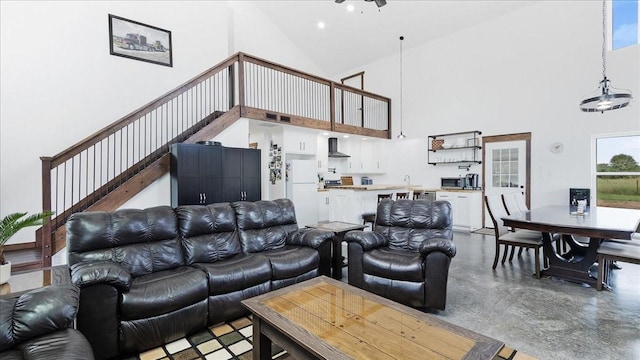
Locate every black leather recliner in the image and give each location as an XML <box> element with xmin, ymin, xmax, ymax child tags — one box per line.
<box><xmin>0</xmin><ymin>284</ymin><xmax>94</xmax><ymax>360</ymax></box>
<box><xmin>345</xmin><ymin>199</ymin><xmax>456</xmax><ymax>310</ymax></box>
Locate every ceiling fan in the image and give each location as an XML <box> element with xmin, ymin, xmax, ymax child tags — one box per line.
<box><xmin>335</xmin><ymin>0</ymin><xmax>387</xmax><ymax>8</ymax></box>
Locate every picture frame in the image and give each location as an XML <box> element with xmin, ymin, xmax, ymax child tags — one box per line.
<box><xmin>109</xmin><ymin>14</ymin><xmax>172</xmax><ymax>67</ymax></box>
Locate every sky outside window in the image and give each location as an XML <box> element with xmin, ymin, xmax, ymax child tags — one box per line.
<box><xmin>613</xmin><ymin>0</ymin><xmax>638</xmax><ymax>49</ymax></box>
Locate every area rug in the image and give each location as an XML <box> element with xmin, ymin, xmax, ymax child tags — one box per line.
<box><xmin>127</xmin><ymin>316</ymin><xmax>532</xmax><ymax>360</ymax></box>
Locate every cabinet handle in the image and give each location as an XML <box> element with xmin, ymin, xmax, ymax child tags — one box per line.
<box><xmin>326</xmin><ymin>197</ymin><xmax>329</xmax><ymax>205</ymax></box>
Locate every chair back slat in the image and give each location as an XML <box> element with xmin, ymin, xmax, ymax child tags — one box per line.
<box><xmin>485</xmin><ymin>195</ymin><xmax>509</xmax><ymax>236</ymax></box>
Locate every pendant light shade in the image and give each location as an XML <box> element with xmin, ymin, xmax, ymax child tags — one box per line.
<box><xmin>580</xmin><ymin>1</ymin><xmax>632</xmax><ymax>113</ymax></box>
<box><xmin>397</xmin><ymin>36</ymin><xmax>406</xmax><ymax>139</ymax></box>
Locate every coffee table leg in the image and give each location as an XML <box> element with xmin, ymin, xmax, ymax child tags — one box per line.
<box><xmin>252</xmin><ymin>316</ymin><xmax>271</xmax><ymax>360</ymax></box>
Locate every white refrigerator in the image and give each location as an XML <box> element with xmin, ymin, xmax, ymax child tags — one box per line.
<box><xmin>286</xmin><ymin>159</ymin><xmax>319</xmax><ymax>227</ymax></box>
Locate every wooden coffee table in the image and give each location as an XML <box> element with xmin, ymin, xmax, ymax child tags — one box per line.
<box><xmin>242</xmin><ymin>276</ymin><xmax>504</xmax><ymax>360</ymax></box>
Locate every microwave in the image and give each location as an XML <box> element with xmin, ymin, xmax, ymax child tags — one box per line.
<box><xmin>441</xmin><ymin>177</ymin><xmax>465</xmax><ymax>189</ymax></box>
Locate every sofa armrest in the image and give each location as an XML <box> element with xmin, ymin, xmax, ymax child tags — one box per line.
<box><xmin>70</xmin><ymin>261</ymin><xmax>132</xmax><ymax>291</ymax></box>
<box><xmin>0</xmin><ymin>284</ymin><xmax>79</xmax><ymax>351</ymax></box>
<box><xmin>286</xmin><ymin>228</ymin><xmax>334</xmax><ymax>249</ymax></box>
<box><xmin>345</xmin><ymin>231</ymin><xmax>387</xmax><ymax>250</ymax></box>
<box><xmin>419</xmin><ymin>238</ymin><xmax>457</xmax><ymax>258</ymax></box>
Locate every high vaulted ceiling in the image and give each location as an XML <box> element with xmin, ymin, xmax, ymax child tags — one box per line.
<box><xmin>250</xmin><ymin>0</ymin><xmax>538</xmax><ymax>76</ymax></box>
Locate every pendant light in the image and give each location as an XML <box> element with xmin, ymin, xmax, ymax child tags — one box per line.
<box><xmin>579</xmin><ymin>0</ymin><xmax>633</xmax><ymax>113</ymax></box>
<box><xmin>397</xmin><ymin>36</ymin><xmax>406</xmax><ymax>139</ymax></box>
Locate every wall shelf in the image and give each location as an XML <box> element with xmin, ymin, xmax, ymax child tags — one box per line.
<box><xmin>428</xmin><ymin>130</ymin><xmax>482</xmax><ymax>165</ymax></box>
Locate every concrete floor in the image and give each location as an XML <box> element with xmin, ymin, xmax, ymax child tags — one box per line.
<box><xmin>343</xmin><ymin>231</ymin><xmax>640</xmax><ymax>359</ymax></box>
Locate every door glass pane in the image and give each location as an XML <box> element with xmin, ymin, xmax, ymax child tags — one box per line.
<box><xmin>493</xmin><ymin>147</ymin><xmax>520</xmax><ymax>188</ymax></box>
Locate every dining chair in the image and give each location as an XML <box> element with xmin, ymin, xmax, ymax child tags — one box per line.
<box><xmin>395</xmin><ymin>192</ymin><xmax>409</xmax><ymax>200</ymax></box>
<box><xmin>485</xmin><ymin>195</ymin><xmax>546</xmax><ymax>278</ymax></box>
<box><xmin>501</xmin><ymin>193</ymin><xmax>564</xmax><ymax>256</ymax></box>
<box><xmin>362</xmin><ymin>193</ymin><xmax>393</xmax><ymax>230</ymax></box>
<box><xmin>412</xmin><ymin>191</ymin><xmax>424</xmax><ymax>200</ymax></box>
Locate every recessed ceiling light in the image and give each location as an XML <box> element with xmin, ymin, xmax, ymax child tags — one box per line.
<box><xmin>343</xmin><ymin>135</ymin><xmax>349</xmax><ymax>138</ymax></box>
<box><xmin>322</xmin><ymin>132</ymin><xmax>330</xmax><ymax>136</ymax></box>
<box><xmin>317</xmin><ymin>21</ymin><xmax>325</xmax><ymax>29</ymax></box>
<box><xmin>347</xmin><ymin>4</ymin><xmax>354</xmax><ymax>11</ymax></box>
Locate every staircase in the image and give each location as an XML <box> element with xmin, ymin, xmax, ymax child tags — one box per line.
<box><xmin>6</xmin><ymin>52</ymin><xmax>392</xmax><ymax>272</ymax></box>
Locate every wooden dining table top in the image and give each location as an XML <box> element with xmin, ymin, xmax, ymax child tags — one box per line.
<box><xmin>501</xmin><ymin>205</ymin><xmax>640</xmax><ymax>240</ymax></box>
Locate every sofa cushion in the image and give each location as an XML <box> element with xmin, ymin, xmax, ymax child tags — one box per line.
<box><xmin>177</xmin><ymin>204</ymin><xmax>242</xmax><ymax>264</ymax></box>
<box><xmin>262</xmin><ymin>246</ymin><xmax>320</xmax><ymax>280</ymax></box>
<box><xmin>232</xmin><ymin>199</ymin><xmax>299</xmax><ymax>253</ymax></box>
<box><xmin>120</xmin><ymin>266</ymin><xmax>208</xmax><ymax>320</ymax></box>
<box><xmin>0</xmin><ymin>284</ymin><xmax>79</xmax><ymax>351</ymax></box>
<box><xmin>12</xmin><ymin>329</ymin><xmax>94</xmax><ymax>360</ymax></box>
<box><xmin>375</xmin><ymin>200</ymin><xmax>453</xmax><ymax>251</ymax></box>
<box><xmin>67</xmin><ymin>206</ymin><xmax>183</xmax><ymax>276</ymax></box>
<box><xmin>193</xmin><ymin>254</ymin><xmax>272</xmax><ymax>295</ymax></box>
<box><xmin>362</xmin><ymin>248</ymin><xmax>424</xmax><ymax>282</ymax></box>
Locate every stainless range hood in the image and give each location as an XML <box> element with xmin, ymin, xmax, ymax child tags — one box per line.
<box><xmin>328</xmin><ymin>137</ymin><xmax>350</xmax><ymax>158</ymax></box>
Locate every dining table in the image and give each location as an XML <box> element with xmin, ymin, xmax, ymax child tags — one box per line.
<box><xmin>501</xmin><ymin>205</ymin><xmax>640</xmax><ymax>287</ymax></box>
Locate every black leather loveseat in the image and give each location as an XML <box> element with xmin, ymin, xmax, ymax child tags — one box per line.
<box><xmin>345</xmin><ymin>199</ymin><xmax>456</xmax><ymax>311</ymax></box>
<box><xmin>0</xmin><ymin>284</ymin><xmax>94</xmax><ymax>360</ymax></box>
<box><xmin>66</xmin><ymin>199</ymin><xmax>332</xmax><ymax>360</ymax></box>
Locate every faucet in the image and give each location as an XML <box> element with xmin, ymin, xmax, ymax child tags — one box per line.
<box><xmin>404</xmin><ymin>174</ymin><xmax>411</xmax><ymax>186</ymax></box>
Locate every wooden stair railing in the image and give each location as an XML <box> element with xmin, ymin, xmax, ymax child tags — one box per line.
<box><xmin>34</xmin><ymin>52</ymin><xmax>391</xmax><ymax>270</ymax></box>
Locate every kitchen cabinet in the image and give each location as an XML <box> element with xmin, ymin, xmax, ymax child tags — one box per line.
<box><xmin>428</xmin><ymin>131</ymin><xmax>482</xmax><ymax>165</ymax></box>
<box><xmin>283</xmin><ymin>128</ymin><xmax>316</xmax><ymax>155</ymax></box>
<box><xmin>170</xmin><ymin>143</ymin><xmax>223</xmax><ymax>207</ymax></box>
<box><xmin>317</xmin><ymin>136</ymin><xmax>328</xmax><ymax>172</ymax></box>
<box><xmin>170</xmin><ymin>143</ymin><xmax>261</xmax><ymax>206</ymax></box>
<box><xmin>343</xmin><ymin>140</ymin><xmax>387</xmax><ymax>174</ymax></box>
<box><xmin>318</xmin><ymin>191</ymin><xmax>330</xmax><ymax>222</ymax></box>
<box><xmin>436</xmin><ymin>191</ymin><xmax>482</xmax><ymax>232</ymax></box>
<box><xmin>221</xmin><ymin>147</ymin><xmax>262</xmax><ymax>202</ymax></box>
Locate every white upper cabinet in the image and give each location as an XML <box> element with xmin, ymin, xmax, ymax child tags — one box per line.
<box><xmin>283</xmin><ymin>127</ymin><xmax>317</xmax><ymax>155</ymax></box>
<box><xmin>317</xmin><ymin>136</ymin><xmax>328</xmax><ymax>172</ymax></box>
<box><xmin>343</xmin><ymin>139</ymin><xmax>387</xmax><ymax>174</ymax></box>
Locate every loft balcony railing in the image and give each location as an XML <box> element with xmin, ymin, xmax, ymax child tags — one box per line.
<box><xmin>38</xmin><ymin>52</ymin><xmax>391</xmax><ymax>267</ymax></box>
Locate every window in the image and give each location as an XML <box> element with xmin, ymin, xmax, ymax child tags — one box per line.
<box><xmin>594</xmin><ymin>134</ymin><xmax>640</xmax><ymax>209</ymax></box>
<box><xmin>492</xmin><ymin>148</ymin><xmax>519</xmax><ymax>188</ymax></box>
<box><xmin>612</xmin><ymin>0</ymin><xmax>639</xmax><ymax>50</ymax></box>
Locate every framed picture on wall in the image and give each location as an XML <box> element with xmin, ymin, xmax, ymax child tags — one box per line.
<box><xmin>108</xmin><ymin>14</ymin><xmax>173</xmax><ymax>67</ymax></box>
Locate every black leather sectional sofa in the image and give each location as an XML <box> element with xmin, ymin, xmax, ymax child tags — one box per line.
<box><xmin>66</xmin><ymin>198</ymin><xmax>333</xmax><ymax>360</ymax></box>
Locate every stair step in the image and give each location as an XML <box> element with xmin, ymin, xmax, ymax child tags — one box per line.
<box><xmin>4</xmin><ymin>249</ymin><xmax>43</xmax><ymax>273</ymax></box>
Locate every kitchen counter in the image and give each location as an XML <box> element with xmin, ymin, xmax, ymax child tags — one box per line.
<box><xmin>324</xmin><ymin>184</ymin><xmax>407</xmax><ymax>191</ymax></box>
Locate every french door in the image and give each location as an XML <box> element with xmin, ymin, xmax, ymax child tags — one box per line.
<box><xmin>482</xmin><ymin>133</ymin><xmax>531</xmax><ymax>228</ymax></box>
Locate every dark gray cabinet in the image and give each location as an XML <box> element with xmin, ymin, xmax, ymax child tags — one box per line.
<box><xmin>170</xmin><ymin>143</ymin><xmax>261</xmax><ymax>206</ymax></box>
<box><xmin>221</xmin><ymin>147</ymin><xmax>261</xmax><ymax>202</ymax></box>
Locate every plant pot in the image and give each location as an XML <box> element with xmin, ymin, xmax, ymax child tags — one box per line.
<box><xmin>0</xmin><ymin>261</ymin><xmax>11</xmax><ymax>285</ymax></box>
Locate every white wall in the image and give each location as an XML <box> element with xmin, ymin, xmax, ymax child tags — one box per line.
<box><xmin>342</xmin><ymin>1</ymin><xmax>639</xmax><ymax>207</ymax></box>
<box><xmin>0</xmin><ymin>1</ymin><xmax>231</xmax><ymax>243</ymax></box>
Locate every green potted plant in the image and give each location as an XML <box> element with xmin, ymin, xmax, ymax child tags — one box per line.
<box><xmin>0</xmin><ymin>211</ymin><xmax>54</xmax><ymax>284</ymax></box>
